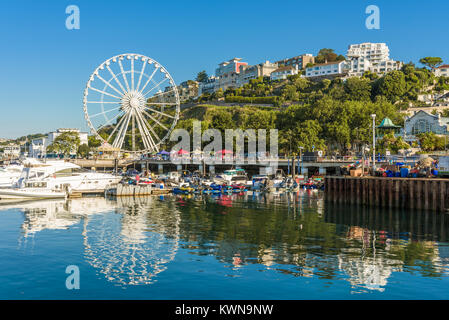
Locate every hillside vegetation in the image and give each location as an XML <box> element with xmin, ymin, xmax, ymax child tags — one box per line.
<box><xmin>169</xmin><ymin>63</ymin><xmax>449</xmax><ymax>155</ymax></box>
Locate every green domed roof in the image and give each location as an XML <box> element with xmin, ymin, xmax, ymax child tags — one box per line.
<box><xmin>377</xmin><ymin>117</ymin><xmax>400</xmax><ymax>128</ymax></box>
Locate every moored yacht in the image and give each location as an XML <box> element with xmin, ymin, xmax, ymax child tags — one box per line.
<box><xmin>213</xmin><ymin>169</ymin><xmax>251</xmax><ymax>186</ymax></box>
<box><xmin>0</xmin><ymin>160</ymin><xmax>122</xmax><ymax>200</ymax></box>
<box><xmin>0</xmin><ymin>163</ymin><xmax>23</xmax><ymax>187</ymax></box>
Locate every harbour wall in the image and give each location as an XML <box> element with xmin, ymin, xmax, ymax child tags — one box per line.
<box><xmin>324</xmin><ymin>176</ymin><xmax>449</xmax><ymax>212</ymax></box>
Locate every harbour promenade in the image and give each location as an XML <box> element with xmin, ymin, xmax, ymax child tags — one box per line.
<box><xmin>69</xmin><ymin>156</ymin><xmax>355</xmax><ymax>176</ymax></box>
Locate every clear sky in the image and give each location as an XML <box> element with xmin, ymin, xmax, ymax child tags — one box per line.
<box><xmin>0</xmin><ymin>0</ymin><xmax>448</xmax><ymax>138</ymax></box>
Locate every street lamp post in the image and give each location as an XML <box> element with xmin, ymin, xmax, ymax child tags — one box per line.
<box><xmin>299</xmin><ymin>146</ymin><xmax>304</xmax><ymax>175</ymax></box>
<box><xmin>362</xmin><ymin>144</ymin><xmax>365</xmax><ymax>177</ymax></box>
<box><xmin>371</xmin><ymin>114</ymin><xmax>376</xmax><ymax>172</ymax></box>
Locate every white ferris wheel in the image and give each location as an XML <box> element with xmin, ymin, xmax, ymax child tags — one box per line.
<box><xmin>83</xmin><ymin>53</ymin><xmax>180</xmax><ymax>153</ymax></box>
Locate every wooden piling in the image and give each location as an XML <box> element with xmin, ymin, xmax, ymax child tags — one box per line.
<box><xmin>324</xmin><ymin>176</ymin><xmax>449</xmax><ymax>212</ymax></box>
<box><xmin>416</xmin><ymin>180</ymin><xmax>422</xmax><ymax>210</ymax></box>
<box><xmin>439</xmin><ymin>181</ymin><xmax>446</xmax><ymax>211</ymax></box>
<box><xmin>409</xmin><ymin>179</ymin><xmax>414</xmax><ymax>210</ymax></box>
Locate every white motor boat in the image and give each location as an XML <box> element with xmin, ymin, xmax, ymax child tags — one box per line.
<box><xmin>0</xmin><ymin>159</ymin><xmax>122</xmax><ymax>200</ymax></box>
<box><xmin>214</xmin><ymin>169</ymin><xmax>251</xmax><ymax>186</ymax></box>
<box><xmin>0</xmin><ymin>187</ymin><xmax>66</xmax><ymax>200</ymax></box>
<box><xmin>272</xmin><ymin>169</ymin><xmax>286</xmax><ymax>188</ymax></box>
<box><xmin>0</xmin><ymin>163</ymin><xmax>23</xmax><ymax>187</ymax></box>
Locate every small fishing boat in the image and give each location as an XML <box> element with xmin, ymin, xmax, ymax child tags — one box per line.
<box><xmin>251</xmin><ymin>175</ymin><xmax>269</xmax><ymax>191</ymax></box>
<box><xmin>172</xmin><ymin>186</ymin><xmax>195</xmax><ymax>194</ymax></box>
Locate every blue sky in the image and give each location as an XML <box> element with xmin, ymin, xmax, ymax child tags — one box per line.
<box><xmin>0</xmin><ymin>0</ymin><xmax>448</xmax><ymax>138</ymax></box>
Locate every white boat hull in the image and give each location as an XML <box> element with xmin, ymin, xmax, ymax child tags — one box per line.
<box><xmin>0</xmin><ymin>188</ymin><xmax>66</xmax><ymax>200</ymax></box>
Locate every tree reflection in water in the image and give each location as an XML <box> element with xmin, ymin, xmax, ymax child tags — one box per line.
<box><xmin>7</xmin><ymin>190</ymin><xmax>449</xmax><ymax>292</ymax></box>
<box><xmin>172</xmin><ymin>191</ymin><xmax>449</xmax><ymax>292</ymax></box>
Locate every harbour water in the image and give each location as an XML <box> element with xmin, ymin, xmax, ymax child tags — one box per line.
<box><xmin>1</xmin><ymin>191</ymin><xmax>449</xmax><ymax>299</ymax></box>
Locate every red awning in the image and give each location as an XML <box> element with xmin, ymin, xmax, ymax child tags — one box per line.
<box><xmin>177</xmin><ymin>148</ymin><xmax>189</xmax><ymax>155</ymax></box>
<box><xmin>217</xmin><ymin>149</ymin><xmax>233</xmax><ymax>154</ymax></box>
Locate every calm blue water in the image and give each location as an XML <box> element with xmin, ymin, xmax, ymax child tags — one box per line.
<box><xmin>1</xmin><ymin>191</ymin><xmax>449</xmax><ymax>300</ymax></box>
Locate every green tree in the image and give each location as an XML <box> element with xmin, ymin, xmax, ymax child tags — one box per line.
<box><xmin>213</xmin><ymin>88</ymin><xmax>224</xmax><ymax>99</ymax></box>
<box><xmin>435</xmin><ymin>76</ymin><xmax>449</xmax><ymax>92</ymax></box>
<box><xmin>315</xmin><ymin>48</ymin><xmax>338</xmax><ymax>64</ymax></box>
<box><xmin>196</xmin><ymin>70</ymin><xmax>208</xmax><ymax>83</ymax></box>
<box><xmin>88</xmin><ymin>135</ymin><xmax>102</xmax><ymax>148</ymax></box>
<box><xmin>314</xmin><ymin>49</ymin><xmax>345</xmax><ymax>64</ymax></box>
<box><xmin>344</xmin><ymin>77</ymin><xmax>372</xmax><ymax>101</ymax></box>
<box><xmin>440</xmin><ymin>109</ymin><xmax>449</xmax><ymax>117</ymax></box>
<box><xmin>417</xmin><ymin>132</ymin><xmax>446</xmax><ymax>151</ymax></box>
<box><xmin>419</xmin><ymin>57</ymin><xmax>443</xmax><ymax>70</ymax></box>
<box><xmin>377</xmin><ymin>132</ymin><xmax>410</xmax><ymax>154</ymax></box>
<box><xmin>294</xmin><ymin>120</ymin><xmax>325</xmax><ymax>152</ymax></box>
<box><xmin>282</xmin><ymin>85</ymin><xmax>299</xmax><ymax>101</ymax></box>
<box><xmin>77</xmin><ymin>143</ymin><xmax>90</xmax><ymax>158</ymax></box>
<box><xmin>374</xmin><ymin>70</ymin><xmax>407</xmax><ymax>103</ymax></box>
<box><xmin>362</xmin><ymin>70</ymin><xmax>379</xmax><ymax>81</ymax></box>
<box><xmin>210</xmin><ymin>109</ymin><xmax>234</xmax><ymax>132</ymax></box>
<box><xmin>47</xmin><ymin>131</ymin><xmax>81</xmax><ymax>156</ymax></box>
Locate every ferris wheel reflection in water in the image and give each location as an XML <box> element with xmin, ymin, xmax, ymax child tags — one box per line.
<box><xmin>14</xmin><ymin>197</ymin><xmax>181</xmax><ymax>286</ymax></box>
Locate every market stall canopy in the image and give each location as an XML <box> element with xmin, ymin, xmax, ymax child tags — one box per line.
<box><xmin>177</xmin><ymin>149</ymin><xmax>189</xmax><ymax>155</ymax></box>
<box><xmin>217</xmin><ymin>149</ymin><xmax>233</xmax><ymax>154</ymax></box>
<box><xmin>157</xmin><ymin>150</ymin><xmax>170</xmax><ymax>155</ymax></box>
<box><xmin>377</xmin><ymin>117</ymin><xmax>401</xmax><ymax>129</ymax></box>
<box><xmin>418</xmin><ymin>157</ymin><xmax>435</xmax><ymax>167</ymax></box>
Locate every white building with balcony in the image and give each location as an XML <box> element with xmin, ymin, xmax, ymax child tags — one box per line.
<box><xmin>215</xmin><ymin>58</ymin><xmax>248</xmax><ymax>77</ymax></box>
<box><xmin>347</xmin><ymin>43</ymin><xmax>390</xmax><ymax>64</ymax></box>
<box><xmin>2</xmin><ymin>144</ymin><xmax>21</xmax><ymax>158</ymax></box>
<box><xmin>239</xmin><ymin>61</ymin><xmax>278</xmax><ymax>85</ymax></box>
<box><xmin>29</xmin><ymin>129</ymin><xmax>88</xmax><ymax>157</ymax></box>
<box><xmin>305</xmin><ymin>61</ymin><xmax>348</xmax><ymax>79</ymax></box>
<box><xmin>216</xmin><ymin>71</ymin><xmax>240</xmax><ymax>91</ymax></box>
<box><xmin>435</xmin><ymin>65</ymin><xmax>449</xmax><ymax>77</ymax></box>
<box><xmin>270</xmin><ymin>65</ymin><xmax>299</xmax><ymax>81</ymax></box>
<box><xmin>198</xmin><ymin>76</ymin><xmax>217</xmax><ymax>96</ymax></box>
<box><xmin>346</xmin><ymin>42</ymin><xmax>402</xmax><ymax>77</ymax></box>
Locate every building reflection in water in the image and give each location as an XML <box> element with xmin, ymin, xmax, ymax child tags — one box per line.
<box><xmin>4</xmin><ymin>190</ymin><xmax>449</xmax><ymax>292</ymax></box>
<box><xmin>325</xmin><ymin>203</ymin><xmax>446</xmax><ymax>292</ymax></box>
<box><xmin>173</xmin><ymin>191</ymin><xmax>449</xmax><ymax>292</ymax></box>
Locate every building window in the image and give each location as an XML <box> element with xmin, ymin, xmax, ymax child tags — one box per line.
<box><xmin>412</xmin><ymin>119</ymin><xmax>431</xmax><ymax>134</ymax></box>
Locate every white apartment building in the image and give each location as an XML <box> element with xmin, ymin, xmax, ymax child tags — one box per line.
<box><xmin>199</xmin><ymin>59</ymin><xmax>276</xmax><ymax>95</ymax></box>
<box><xmin>29</xmin><ymin>128</ymin><xmax>88</xmax><ymax>157</ymax></box>
<box><xmin>347</xmin><ymin>43</ymin><xmax>390</xmax><ymax>64</ymax></box>
<box><xmin>369</xmin><ymin>60</ymin><xmax>403</xmax><ymax>74</ymax></box>
<box><xmin>162</xmin><ymin>80</ymin><xmax>198</xmax><ymax>102</ymax></box>
<box><xmin>216</xmin><ymin>71</ymin><xmax>240</xmax><ymax>91</ymax></box>
<box><xmin>347</xmin><ymin>42</ymin><xmax>402</xmax><ymax>77</ymax></box>
<box><xmin>346</xmin><ymin>57</ymin><xmax>371</xmax><ymax>76</ymax></box>
<box><xmin>305</xmin><ymin>61</ymin><xmax>348</xmax><ymax>79</ymax></box>
<box><xmin>2</xmin><ymin>144</ymin><xmax>21</xmax><ymax>158</ymax></box>
<box><xmin>435</xmin><ymin>65</ymin><xmax>449</xmax><ymax>77</ymax></box>
<box><xmin>198</xmin><ymin>76</ymin><xmax>217</xmax><ymax>96</ymax></box>
<box><xmin>275</xmin><ymin>54</ymin><xmax>315</xmax><ymax>70</ymax></box>
<box><xmin>270</xmin><ymin>65</ymin><xmax>299</xmax><ymax>81</ymax></box>
<box><xmin>215</xmin><ymin>58</ymin><xmax>248</xmax><ymax>77</ymax></box>
<box><xmin>239</xmin><ymin>61</ymin><xmax>278</xmax><ymax>85</ymax></box>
